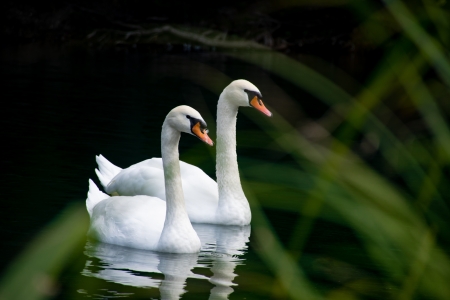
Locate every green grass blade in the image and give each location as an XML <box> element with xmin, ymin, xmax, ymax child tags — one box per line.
<box><xmin>0</xmin><ymin>203</ymin><xmax>89</xmax><ymax>300</ymax></box>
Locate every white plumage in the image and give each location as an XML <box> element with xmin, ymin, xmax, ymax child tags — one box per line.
<box><xmin>95</xmin><ymin>80</ymin><xmax>271</xmax><ymax>225</ymax></box>
<box><xmin>86</xmin><ymin>105</ymin><xmax>213</xmax><ymax>253</ymax></box>
<box><xmin>96</xmin><ymin>156</ymin><xmax>219</xmax><ymax>224</ymax></box>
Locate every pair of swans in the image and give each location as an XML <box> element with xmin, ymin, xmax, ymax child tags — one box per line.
<box><xmin>87</xmin><ymin>80</ymin><xmax>271</xmax><ymax>253</ymax></box>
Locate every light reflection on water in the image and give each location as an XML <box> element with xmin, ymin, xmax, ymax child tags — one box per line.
<box><xmin>81</xmin><ymin>224</ymin><xmax>250</xmax><ymax>299</ymax></box>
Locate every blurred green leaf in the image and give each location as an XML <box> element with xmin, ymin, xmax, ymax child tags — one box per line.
<box><xmin>0</xmin><ymin>203</ymin><xmax>89</xmax><ymax>300</ymax></box>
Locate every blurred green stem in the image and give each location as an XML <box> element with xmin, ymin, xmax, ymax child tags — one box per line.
<box><xmin>242</xmin><ymin>179</ymin><xmax>322</xmax><ymax>300</ymax></box>
<box><xmin>0</xmin><ymin>203</ymin><xmax>88</xmax><ymax>300</ymax></box>
<box><xmin>398</xmin><ymin>229</ymin><xmax>435</xmax><ymax>300</ymax></box>
<box><xmin>383</xmin><ymin>0</ymin><xmax>450</xmax><ymax>88</ymax></box>
<box><xmin>397</xmin><ymin>52</ymin><xmax>450</xmax><ymax>162</ymax></box>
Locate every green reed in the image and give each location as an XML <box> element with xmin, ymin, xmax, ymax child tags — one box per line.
<box><xmin>222</xmin><ymin>1</ymin><xmax>450</xmax><ymax>298</ymax></box>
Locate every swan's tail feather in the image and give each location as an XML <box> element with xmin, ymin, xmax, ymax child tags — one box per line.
<box><xmin>95</xmin><ymin>168</ymin><xmax>109</xmax><ymax>189</ymax></box>
<box><xmin>95</xmin><ymin>154</ymin><xmax>122</xmax><ymax>188</ymax></box>
<box><xmin>86</xmin><ymin>179</ymin><xmax>109</xmax><ymax>217</ymax></box>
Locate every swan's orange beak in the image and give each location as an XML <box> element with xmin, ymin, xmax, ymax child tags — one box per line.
<box><xmin>250</xmin><ymin>96</ymin><xmax>272</xmax><ymax>117</ymax></box>
<box><xmin>192</xmin><ymin>122</ymin><xmax>214</xmax><ymax>146</ymax></box>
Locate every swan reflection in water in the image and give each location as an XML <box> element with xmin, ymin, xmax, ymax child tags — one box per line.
<box><xmin>81</xmin><ymin>224</ymin><xmax>251</xmax><ymax>299</ymax></box>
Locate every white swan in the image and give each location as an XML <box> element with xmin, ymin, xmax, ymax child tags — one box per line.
<box><xmin>95</xmin><ymin>80</ymin><xmax>271</xmax><ymax>226</ymax></box>
<box><xmin>86</xmin><ymin>105</ymin><xmax>213</xmax><ymax>253</ymax></box>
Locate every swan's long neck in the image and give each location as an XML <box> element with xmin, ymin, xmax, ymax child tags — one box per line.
<box><xmin>161</xmin><ymin>124</ymin><xmax>185</xmax><ymax>224</ymax></box>
<box><xmin>158</xmin><ymin>122</ymin><xmax>198</xmax><ymax>251</ymax></box>
<box><xmin>216</xmin><ymin>95</ymin><xmax>251</xmax><ymax>225</ymax></box>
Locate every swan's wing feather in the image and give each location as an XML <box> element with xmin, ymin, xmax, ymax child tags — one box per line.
<box><xmin>86</xmin><ymin>179</ymin><xmax>109</xmax><ymax>217</ymax></box>
<box><xmin>95</xmin><ymin>168</ymin><xmax>110</xmax><ymax>189</ymax></box>
<box><xmin>105</xmin><ymin>159</ymin><xmax>165</xmax><ymax>199</ymax></box>
<box><xmin>179</xmin><ymin>161</ymin><xmax>219</xmax><ymax>223</ymax></box>
<box><xmin>95</xmin><ymin>155</ymin><xmax>123</xmax><ymax>188</ymax></box>
<box><xmin>89</xmin><ymin>195</ymin><xmax>166</xmax><ymax>251</ymax></box>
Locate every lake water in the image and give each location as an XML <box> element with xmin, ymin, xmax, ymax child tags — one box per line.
<box><xmin>78</xmin><ymin>224</ymin><xmax>252</xmax><ymax>299</ymax></box>
<box><xmin>1</xmin><ymin>43</ymin><xmax>382</xmax><ymax>299</ymax></box>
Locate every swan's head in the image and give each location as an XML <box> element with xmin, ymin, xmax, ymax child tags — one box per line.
<box><xmin>166</xmin><ymin>105</ymin><xmax>214</xmax><ymax>146</ymax></box>
<box><xmin>222</xmin><ymin>79</ymin><xmax>272</xmax><ymax>117</ymax></box>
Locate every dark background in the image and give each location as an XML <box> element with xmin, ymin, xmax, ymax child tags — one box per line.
<box><xmin>2</xmin><ymin>0</ymin><xmax>369</xmax><ymax>54</ymax></box>
<box><xmin>3</xmin><ymin>1</ymin><xmax>449</xmax><ymax>299</ymax></box>
<box><xmin>0</xmin><ymin>0</ymin><xmax>369</xmax><ymax>275</ymax></box>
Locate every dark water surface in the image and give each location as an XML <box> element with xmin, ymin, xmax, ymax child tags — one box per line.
<box><xmin>1</xmin><ymin>44</ymin><xmax>381</xmax><ymax>299</ymax></box>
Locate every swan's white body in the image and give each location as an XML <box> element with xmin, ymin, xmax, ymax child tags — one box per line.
<box><xmin>87</xmin><ymin>106</ymin><xmax>213</xmax><ymax>253</ymax></box>
<box><xmin>98</xmin><ymin>157</ymin><xmax>219</xmax><ymax>224</ymax></box>
<box><xmin>87</xmin><ymin>181</ymin><xmax>168</xmax><ymax>250</ymax></box>
<box><xmin>95</xmin><ymin>80</ymin><xmax>271</xmax><ymax>226</ymax></box>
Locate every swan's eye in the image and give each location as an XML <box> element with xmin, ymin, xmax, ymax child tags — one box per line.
<box><xmin>186</xmin><ymin>115</ymin><xmax>191</xmax><ymax>119</ymax></box>
<box><xmin>244</xmin><ymin>89</ymin><xmax>263</xmax><ymax>103</ymax></box>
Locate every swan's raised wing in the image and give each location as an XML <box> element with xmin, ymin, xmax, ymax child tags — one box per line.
<box><xmin>105</xmin><ymin>158</ymin><xmax>166</xmax><ymax>200</ymax></box>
